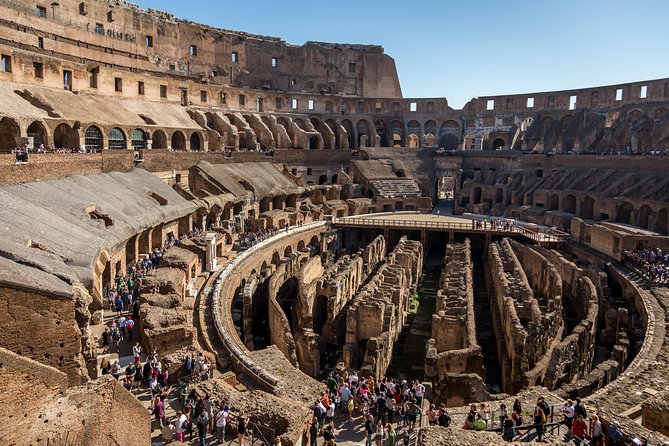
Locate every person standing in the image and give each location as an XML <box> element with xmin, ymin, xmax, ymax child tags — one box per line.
<box><xmin>174</xmin><ymin>410</ymin><xmax>188</xmax><ymax>443</ymax></box>
<box><xmin>237</xmin><ymin>414</ymin><xmax>248</xmax><ymax>446</ymax></box>
<box><xmin>196</xmin><ymin>409</ymin><xmax>209</xmax><ymax>446</ymax></box>
<box><xmin>214</xmin><ymin>405</ymin><xmax>228</xmax><ymax>443</ymax></box>
<box><xmin>571</xmin><ymin>414</ymin><xmax>588</xmax><ymax>445</ymax></box>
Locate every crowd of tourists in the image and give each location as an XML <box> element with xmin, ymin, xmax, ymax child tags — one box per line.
<box><xmin>623</xmin><ymin>248</ymin><xmax>669</xmax><ymax>283</ymax></box>
<box><xmin>471</xmin><ymin>217</ymin><xmax>517</xmax><ymax>231</ymax></box>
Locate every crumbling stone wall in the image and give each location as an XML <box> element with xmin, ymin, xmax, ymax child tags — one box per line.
<box><xmin>344</xmin><ymin>236</ymin><xmax>423</xmax><ymax>379</ymax></box>
<box><xmin>425</xmin><ymin>239</ymin><xmax>486</xmax><ymax>404</ymax></box>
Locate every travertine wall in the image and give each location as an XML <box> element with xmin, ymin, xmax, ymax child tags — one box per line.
<box><xmin>344</xmin><ymin>236</ymin><xmax>423</xmax><ymax>379</ymax></box>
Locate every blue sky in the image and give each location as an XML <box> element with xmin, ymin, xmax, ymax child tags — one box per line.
<box><xmin>137</xmin><ymin>0</ymin><xmax>669</xmax><ymax>108</ymax></box>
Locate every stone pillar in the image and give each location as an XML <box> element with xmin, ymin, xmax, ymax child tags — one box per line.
<box><xmin>214</xmin><ymin>211</ymin><xmax>223</xmax><ymax>228</ymax></box>
<box><xmin>205</xmin><ymin>233</ymin><xmax>217</xmax><ymax>271</ymax></box>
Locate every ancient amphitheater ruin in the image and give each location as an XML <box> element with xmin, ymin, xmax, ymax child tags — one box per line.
<box><xmin>0</xmin><ymin>1</ymin><xmax>669</xmax><ymax>445</ymax></box>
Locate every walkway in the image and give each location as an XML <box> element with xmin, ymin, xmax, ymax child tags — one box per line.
<box><xmin>333</xmin><ymin>212</ymin><xmax>569</xmax><ymax>245</ymax></box>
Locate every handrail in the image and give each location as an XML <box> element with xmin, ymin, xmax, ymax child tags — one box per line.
<box><xmin>210</xmin><ymin>222</ymin><xmax>326</xmax><ymax>393</ymax></box>
<box><xmin>333</xmin><ymin>216</ymin><xmax>569</xmax><ymax>243</ymax></box>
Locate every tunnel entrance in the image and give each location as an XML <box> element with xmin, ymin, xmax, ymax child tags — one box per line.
<box><xmin>276</xmin><ymin>277</ymin><xmax>299</xmax><ymax>332</ymax></box>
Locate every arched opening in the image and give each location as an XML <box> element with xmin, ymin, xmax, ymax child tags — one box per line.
<box><xmin>276</xmin><ymin>278</ymin><xmax>299</xmax><ymax>332</ymax></box>
<box><xmin>638</xmin><ymin>205</ymin><xmax>653</xmax><ymax>229</ymax></box>
<box><xmin>616</xmin><ymin>202</ymin><xmax>634</xmax><ymax>224</ymax></box>
<box><xmin>390</xmin><ymin>120</ymin><xmax>405</xmax><ymax>147</ymax></box>
<box><xmin>563</xmin><ymin>194</ymin><xmax>577</xmax><ymax>214</ymax></box>
<box><xmin>318</xmin><ymin>174</ymin><xmax>328</xmax><ymax>185</ymax></box>
<box><xmin>27</xmin><ymin>121</ymin><xmax>47</xmax><ymax>149</ymax></box>
<box><xmin>424</xmin><ymin>120</ymin><xmax>437</xmax><ymax>137</ymax></box>
<box><xmin>260</xmin><ymin>197</ymin><xmax>271</xmax><ymax>213</ymax></box>
<box><xmin>293</xmin><ymin>118</ymin><xmax>305</xmax><ymax>130</ymax></box>
<box><xmin>131</xmin><ymin>129</ymin><xmax>146</xmax><ymax>150</ymax></box>
<box><xmin>190</xmin><ymin>132</ymin><xmax>202</xmax><ymax>151</ymax></box>
<box><xmin>549</xmin><ymin>194</ymin><xmax>560</xmax><ymax>211</ymax></box>
<box><xmin>309</xmin><ymin>136</ymin><xmax>319</xmax><ymax>150</ymax></box>
<box><xmin>495</xmin><ymin>188</ymin><xmax>504</xmax><ymax>204</ymax></box>
<box><xmin>581</xmin><ymin>196</ymin><xmax>595</xmax><ymax>220</ymax></box>
<box><xmin>492</xmin><ymin>138</ymin><xmax>505</xmax><ymax>150</ymax></box>
<box><xmin>0</xmin><ymin>117</ymin><xmax>20</xmax><ymax>152</ymax></box>
<box><xmin>309</xmin><ymin>235</ymin><xmax>320</xmax><ymax>255</ymax></box>
<box><xmin>356</xmin><ymin>120</ymin><xmax>370</xmax><ymax>147</ymax></box>
<box><xmin>331</xmin><ymin>174</ymin><xmax>338</xmax><ymax>183</ymax></box>
<box><xmin>439</xmin><ymin>120</ymin><xmax>460</xmax><ymax>149</ymax></box>
<box><xmin>171</xmin><ymin>131</ymin><xmax>186</xmax><ymax>150</ymax></box>
<box><xmin>341</xmin><ymin>119</ymin><xmax>355</xmax><ymax>149</ymax></box>
<box><xmin>407</xmin><ymin>120</ymin><xmax>421</xmax><ymax>138</ymax></box>
<box><xmin>657</xmin><ymin>208</ymin><xmax>668</xmax><ymax>235</ymax></box>
<box><xmin>395</xmin><ymin>170</ymin><xmax>406</xmax><ymax>178</ymax></box>
<box><xmin>271</xmin><ymin>251</ymin><xmax>281</xmax><ymax>267</ymax></box>
<box><xmin>283</xmin><ymin>245</ymin><xmax>293</xmax><ymax>258</ymax></box>
<box><xmin>297</xmin><ymin>240</ymin><xmax>306</xmax><ymax>252</ymax></box>
<box><xmin>108</xmin><ymin>127</ymin><xmax>127</xmax><ymax>150</ymax></box>
<box><xmin>152</xmin><ymin>130</ymin><xmax>167</xmax><ymax>149</ymax></box>
<box><xmin>313</xmin><ymin>295</ymin><xmax>328</xmax><ymax>336</ymax></box>
<box><xmin>375</xmin><ymin>120</ymin><xmax>389</xmax><ymax>147</ymax></box>
<box><xmin>54</xmin><ymin>123</ymin><xmax>80</xmax><ymax>149</ymax></box>
<box><xmin>473</xmin><ymin>187</ymin><xmax>482</xmax><ymax>205</ymax></box>
<box><xmin>84</xmin><ymin>125</ymin><xmax>103</xmax><ymax>152</ymax></box>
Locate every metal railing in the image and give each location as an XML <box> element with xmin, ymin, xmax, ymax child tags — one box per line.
<box><xmin>333</xmin><ymin>216</ymin><xmax>569</xmax><ymax>243</ymax></box>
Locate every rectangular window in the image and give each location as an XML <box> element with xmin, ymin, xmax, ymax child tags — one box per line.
<box><xmin>615</xmin><ymin>88</ymin><xmax>623</xmax><ymax>101</ymax></box>
<box><xmin>200</xmin><ymin>90</ymin><xmax>207</xmax><ymax>103</ymax></box>
<box><xmin>569</xmin><ymin>95</ymin><xmax>577</xmax><ymax>110</ymax></box>
<box><xmin>591</xmin><ymin>91</ymin><xmax>600</xmax><ymax>106</ymax></box>
<box><xmin>506</xmin><ymin>98</ymin><xmax>514</xmax><ymax>110</ymax></box>
<box><xmin>526</xmin><ymin>97</ymin><xmax>534</xmax><ymax>108</ymax></box>
<box><xmin>358</xmin><ymin>101</ymin><xmax>365</xmax><ymax>113</ymax></box>
<box><xmin>238</xmin><ymin>94</ymin><xmax>245</xmax><ymax>106</ymax></box>
<box><xmin>63</xmin><ymin>70</ymin><xmax>72</xmax><ymax>91</ymax></box>
<box><xmin>107</xmin><ymin>10</ymin><xmax>114</xmax><ymax>22</ymax></box>
<box><xmin>146</xmin><ymin>35</ymin><xmax>154</xmax><ymax>48</ymax></box>
<box><xmin>189</xmin><ymin>45</ymin><xmax>197</xmax><ymax>57</ymax></box>
<box><xmin>291</xmin><ymin>99</ymin><xmax>298</xmax><ymax>110</ymax></box>
<box><xmin>89</xmin><ymin>68</ymin><xmax>98</xmax><ymax>88</ymax></box>
<box><xmin>37</xmin><ymin>36</ymin><xmax>44</xmax><ymax>49</ymax></box>
<box><xmin>547</xmin><ymin>95</ymin><xmax>555</xmax><ymax>108</ymax></box>
<box><xmin>275</xmin><ymin>97</ymin><xmax>282</xmax><ymax>109</ymax></box>
<box><xmin>392</xmin><ymin>102</ymin><xmax>400</xmax><ymax>113</ymax></box>
<box><xmin>220</xmin><ymin>92</ymin><xmax>226</xmax><ymax>104</ymax></box>
<box><xmin>256</xmin><ymin>97</ymin><xmax>263</xmax><ymax>112</ymax></box>
<box><xmin>427</xmin><ymin>101</ymin><xmax>434</xmax><ymax>112</ymax></box>
<box><xmin>308</xmin><ymin>99</ymin><xmax>315</xmax><ymax>110</ymax></box>
<box><xmin>36</xmin><ymin>5</ymin><xmax>47</xmax><ymax>18</ymax></box>
<box><xmin>640</xmin><ymin>85</ymin><xmax>647</xmax><ymax>99</ymax></box>
<box><xmin>79</xmin><ymin>2</ymin><xmax>88</xmax><ymax>15</ymax></box>
<box><xmin>168</xmin><ymin>64</ymin><xmax>175</xmax><ymax>71</ymax></box>
<box><xmin>138</xmin><ymin>81</ymin><xmax>144</xmax><ymax>95</ymax></box>
<box><xmin>348</xmin><ymin>62</ymin><xmax>356</xmax><ymax>73</ymax></box>
<box><xmin>325</xmin><ymin>100</ymin><xmax>333</xmax><ymax>112</ymax></box>
<box><xmin>160</xmin><ymin>85</ymin><xmax>167</xmax><ymax>98</ymax></box>
<box><xmin>115</xmin><ymin>77</ymin><xmax>123</xmax><ymax>92</ymax></box>
<box><xmin>211</xmin><ymin>71</ymin><xmax>217</xmax><ymax>77</ymax></box>
<box><xmin>1</xmin><ymin>54</ymin><xmax>11</xmax><ymax>73</ymax></box>
<box><xmin>375</xmin><ymin>102</ymin><xmax>382</xmax><ymax>112</ymax></box>
<box><xmin>95</xmin><ymin>23</ymin><xmax>104</xmax><ymax>34</ymax></box>
<box><xmin>33</xmin><ymin>62</ymin><xmax>43</xmax><ymax>79</ymax></box>
<box><xmin>307</xmin><ymin>168</ymin><xmax>312</xmax><ymax>175</ymax></box>
<box><xmin>486</xmin><ymin>99</ymin><xmax>495</xmax><ymax>110</ymax></box>
<box><xmin>231</xmin><ymin>52</ymin><xmax>238</xmax><ymax>63</ymax></box>
<box><xmin>271</xmin><ymin>57</ymin><xmax>277</xmax><ymax>68</ymax></box>
<box><xmin>410</xmin><ymin>102</ymin><xmax>417</xmax><ymax>112</ymax></box>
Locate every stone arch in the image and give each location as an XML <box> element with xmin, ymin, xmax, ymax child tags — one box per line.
<box><xmin>548</xmin><ymin>194</ymin><xmax>560</xmax><ymax>211</ymax></box>
<box><xmin>54</xmin><ymin>123</ymin><xmax>80</xmax><ymax>149</ymax></box>
<box><xmin>152</xmin><ymin>130</ymin><xmax>167</xmax><ymax>149</ymax></box>
<box><xmin>390</xmin><ymin>120</ymin><xmax>405</xmax><ymax>147</ymax></box>
<box><xmin>108</xmin><ymin>127</ymin><xmax>127</xmax><ymax>150</ymax></box>
<box><xmin>356</xmin><ymin>120</ymin><xmax>370</xmax><ymax>147</ymax></box>
<box><xmin>395</xmin><ymin>170</ymin><xmax>406</xmax><ymax>178</ymax></box>
<box><xmin>171</xmin><ymin>131</ymin><xmax>186</xmax><ymax>150</ymax></box>
<box><xmin>297</xmin><ymin>240</ymin><xmax>306</xmax><ymax>252</ymax></box>
<box><xmin>309</xmin><ymin>235</ymin><xmax>320</xmax><ymax>255</ymax></box>
<box><xmin>0</xmin><ymin>116</ymin><xmax>20</xmax><ymax>151</ymax></box>
<box><xmin>650</xmin><ymin>107</ymin><xmax>668</xmax><ymax>121</ymax></box>
<box><xmin>374</xmin><ymin>119</ymin><xmax>389</xmax><ymax>147</ymax></box>
<box><xmin>309</xmin><ymin>136</ymin><xmax>320</xmax><ymax>150</ymax></box>
<box><xmin>424</xmin><ymin>120</ymin><xmax>437</xmax><ymax>136</ymax></box>
<box><xmin>325</xmin><ymin>119</ymin><xmax>340</xmax><ymax>149</ymax></box>
<box><xmin>637</xmin><ymin>205</ymin><xmax>653</xmax><ymax>229</ymax></box>
<box><xmin>318</xmin><ymin>174</ymin><xmax>328</xmax><ymax>185</ymax></box>
<box><xmin>271</xmin><ymin>251</ymin><xmax>281</xmax><ymax>267</ymax></box>
<box><xmin>27</xmin><ymin>121</ymin><xmax>48</xmax><ymax>149</ymax></box>
<box><xmin>580</xmin><ymin>196</ymin><xmax>595</xmax><ymax>220</ymax></box>
<box><xmin>439</xmin><ymin>120</ymin><xmax>460</xmax><ymax>149</ymax></box>
<box><xmin>626</xmin><ymin>109</ymin><xmax>644</xmax><ymax>126</ymax></box>
<box><xmin>131</xmin><ymin>128</ymin><xmax>147</xmax><ymax>150</ymax></box>
<box><xmin>616</xmin><ymin>202</ymin><xmax>634</xmax><ymax>224</ymax></box>
<box><xmin>84</xmin><ymin>125</ymin><xmax>103</xmax><ymax>151</ymax></box>
<box><xmin>341</xmin><ymin>119</ymin><xmax>355</xmax><ymax>149</ymax></box>
<box><xmin>407</xmin><ymin>120</ymin><xmax>421</xmax><ymax>138</ymax></box>
<box><xmin>563</xmin><ymin>194</ymin><xmax>577</xmax><ymax>214</ymax></box>
<box><xmin>293</xmin><ymin>118</ymin><xmax>305</xmax><ymax>130</ymax></box>
<box><xmin>284</xmin><ymin>245</ymin><xmax>293</xmax><ymax>257</ymax></box>
<box><xmin>492</xmin><ymin>138</ymin><xmax>505</xmax><ymax>150</ymax></box>
<box><xmin>190</xmin><ymin>132</ymin><xmax>202</xmax><ymax>151</ymax></box>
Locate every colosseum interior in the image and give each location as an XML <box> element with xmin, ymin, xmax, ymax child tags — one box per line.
<box><xmin>0</xmin><ymin>1</ymin><xmax>668</xmax><ymax>445</ymax></box>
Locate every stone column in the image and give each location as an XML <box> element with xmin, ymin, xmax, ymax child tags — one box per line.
<box><xmin>205</xmin><ymin>233</ymin><xmax>217</xmax><ymax>271</ymax></box>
